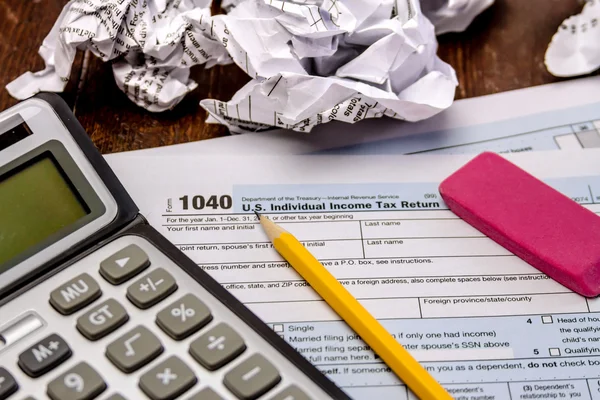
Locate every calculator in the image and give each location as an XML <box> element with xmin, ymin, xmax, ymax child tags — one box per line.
<box><xmin>0</xmin><ymin>94</ymin><xmax>350</xmax><ymax>400</ymax></box>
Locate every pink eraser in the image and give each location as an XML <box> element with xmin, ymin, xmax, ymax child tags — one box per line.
<box><xmin>439</xmin><ymin>152</ymin><xmax>600</xmax><ymax>297</ymax></box>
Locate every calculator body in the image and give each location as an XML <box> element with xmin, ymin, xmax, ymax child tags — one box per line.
<box><xmin>0</xmin><ymin>94</ymin><xmax>349</xmax><ymax>400</ymax></box>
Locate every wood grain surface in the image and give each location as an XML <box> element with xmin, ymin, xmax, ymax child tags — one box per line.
<box><xmin>0</xmin><ymin>0</ymin><xmax>586</xmax><ymax>153</ymax></box>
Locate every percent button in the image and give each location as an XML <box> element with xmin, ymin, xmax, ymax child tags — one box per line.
<box><xmin>156</xmin><ymin>294</ymin><xmax>212</xmax><ymax>340</ymax></box>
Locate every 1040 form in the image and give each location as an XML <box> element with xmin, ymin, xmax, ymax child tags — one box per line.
<box><xmin>108</xmin><ymin>151</ymin><xmax>600</xmax><ymax>400</ymax></box>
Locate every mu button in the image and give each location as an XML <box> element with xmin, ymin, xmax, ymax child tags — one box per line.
<box><xmin>49</xmin><ymin>273</ymin><xmax>101</xmax><ymax>315</ymax></box>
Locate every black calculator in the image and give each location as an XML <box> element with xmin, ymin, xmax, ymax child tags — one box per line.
<box><xmin>0</xmin><ymin>94</ymin><xmax>349</xmax><ymax>400</ymax></box>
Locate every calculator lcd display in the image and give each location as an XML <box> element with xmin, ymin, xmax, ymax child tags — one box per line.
<box><xmin>0</xmin><ymin>155</ymin><xmax>90</xmax><ymax>269</ymax></box>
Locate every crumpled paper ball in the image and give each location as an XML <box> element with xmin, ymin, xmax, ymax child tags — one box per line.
<box><xmin>7</xmin><ymin>0</ymin><xmax>495</xmax><ymax>132</ymax></box>
<box><xmin>199</xmin><ymin>0</ymin><xmax>459</xmax><ymax>133</ymax></box>
<box><xmin>7</xmin><ymin>0</ymin><xmax>231</xmax><ymax>111</ymax></box>
<box><xmin>545</xmin><ymin>0</ymin><xmax>600</xmax><ymax>78</ymax></box>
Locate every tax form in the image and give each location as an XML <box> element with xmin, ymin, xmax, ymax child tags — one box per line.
<box><xmin>105</xmin><ymin>75</ymin><xmax>600</xmax><ymax>158</ymax></box>
<box><xmin>107</xmin><ymin>149</ymin><xmax>600</xmax><ymax>400</ymax></box>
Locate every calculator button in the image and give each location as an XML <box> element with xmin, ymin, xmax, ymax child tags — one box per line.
<box><xmin>0</xmin><ymin>367</ymin><xmax>18</xmax><ymax>400</ymax></box>
<box><xmin>268</xmin><ymin>385</ymin><xmax>312</xmax><ymax>400</ymax></box>
<box><xmin>18</xmin><ymin>333</ymin><xmax>72</xmax><ymax>377</ymax></box>
<box><xmin>104</xmin><ymin>394</ymin><xmax>127</xmax><ymax>400</ymax></box>
<box><xmin>77</xmin><ymin>298</ymin><xmax>129</xmax><ymax>340</ymax></box>
<box><xmin>106</xmin><ymin>326</ymin><xmax>163</xmax><ymax>373</ymax></box>
<box><xmin>49</xmin><ymin>273</ymin><xmax>101</xmax><ymax>315</ymax></box>
<box><xmin>189</xmin><ymin>323</ymin><xmax>246</xmax><ymax>370</ymax></box>
<box><xmin>223</xmin><ymin>354</ymin><xmax>281</xmax><ymax>400</ymax></box>
<box><xmin>139</xmin><ymin>355</ymin><xmax>197</xmax><ymax>400</ymax></box>
<box><xmin>126</xmin><ymin>268</ymin><xmax>177</xmax><ymax>309</ymax></box>
<box><xmin>187</xmin><ymin>388</ymin><xmax>225</xmax><ymax>400</ymax></box>
<box><xmin>47</xmin><ymin>362</ymin><xmax>106</xmax><ymax>400</ymax></box>
<box><xmin>100</xmin><ymin>244</ymin><xmax>150</xmax><ymax>284</ymax></box>
<box><xmin>156</xmin><ymin>294</ymin><xmax>212</xmax><ymax>340</ymax></box>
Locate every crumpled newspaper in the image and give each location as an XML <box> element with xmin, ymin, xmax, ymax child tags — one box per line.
<box><xmin>222</xmin><ymin>0</ymin><xmax>494</xmax><ymax>34</ymax></box>
<box><xmin>545</xmin><ymin>0</ymin><xmax>600</xmax><ymax>77</ymax></box>
<box><xmin>199</xmin><ymin>0</ymin><xmax>460</xmax><ymax>133</ymax></box>
<box><xmin>6</xmin><ymin>0</ymin><xmax>231</xmax><ymax>111</ymax></box>
<box><xmin>7</xmin><ymin>0</ymin><xmax>493</xmax><ymax>131</ymax></box>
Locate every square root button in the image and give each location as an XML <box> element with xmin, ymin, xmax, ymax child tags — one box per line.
<box><xmin>106</xmin><ymin>326</ymin><xmax>163</xmax><ymax>373</ymax></box>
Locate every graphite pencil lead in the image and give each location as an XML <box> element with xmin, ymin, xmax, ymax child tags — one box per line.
<box><xmin>254</xmin><ymin>211</ymin><xmax>261</xmax><ymax>219</ymax></box>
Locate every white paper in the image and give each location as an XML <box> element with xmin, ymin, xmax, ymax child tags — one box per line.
<box><xmin>106</xmin><ymin>149</ymin><xmax>600</xmax><ymax>399</ymax></box>
<box><xmin>222</xmin><ymin>0</ymin><xmax>496</xmax><ymax>34</ymax></box>
<box><xmin>545</xmin><ymin>0</ymin><xmax>600</xmax><ymax>77</ymax></box>
<box><xmin>200</xmin><ymin>0</ymin><xmax>458</xmax><ymax>133</ymax></box>
<box><xmin>104</xmin><ymin>75</ymin><xmax>600</xmax><ymax>157</ymax></box>
<box><xmin>6</xmin><ymin>0</ymin><xmax>231</xmax><ymax>112</ymax></box>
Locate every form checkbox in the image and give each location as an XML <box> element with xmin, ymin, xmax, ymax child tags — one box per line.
<box><xmin>549</xmin><ymin>348</ymin><xmax>561</xmax><ymax>356</ymax></box>
<box><xmin>541</xmin><ymin>316</ymin><xmax>553</xmax><ymax>324</ymax></box>
<box><xmin>273</xmin><ymin>324</ymin><xmax>284</xmax><ymax>332</ymax></box>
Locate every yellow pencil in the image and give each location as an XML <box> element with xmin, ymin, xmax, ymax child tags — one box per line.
<box><xmin>256</xmin><ymin>213</ymin><xmax>452</xmax><ymax>400</ymax></box>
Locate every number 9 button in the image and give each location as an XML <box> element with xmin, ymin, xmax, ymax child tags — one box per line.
<box><xmin>47</xmin><ymin>362</ymin><xmax>106</xmax><ymax>400</ymax></box>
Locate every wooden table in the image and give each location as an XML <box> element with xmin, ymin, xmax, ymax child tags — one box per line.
<box><xmin>0</xmin><ymin>0</ymin><xmax>585</xmax><ymax>154</ymax></box>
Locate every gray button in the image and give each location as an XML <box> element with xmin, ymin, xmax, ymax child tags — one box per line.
<box><xmin>187</xmin><ymin>388</ymin><xmax>225</xmax><ymax>400</ymax></box>
<box><xmin>100</xmin><ymin>244</ymin><xmax>150</xmax><ymax>284</ymax></box>
<box><xmin>268</xmin><ymin>385</ymin><xmax>312</xmax><ymax>400</ymax></box>
<box><xmin>47</xmin><ymin>362</ymin><xmax>106</xmax><ymax>400</ymax></box>
<box><xmin>18</xmin><ymin>334</ymin><xmax>72</xmax><ymax>377</ymax></box>
<box><xmin>106</xmin><ymin>326</ymin><xmax>163</xmax><ymax>373</ymax></box>
<box><xmin>139</xmin><ymin>355</ymin><xmax>197</xmax><ymax>400</ymax></box>
<box><xmin>76</xmin><ymin>298</ymin><xmax>129</xmax><ymax>340</ymax></box>
<box><xmin>156</xmin><ymin>294</ymin><xmax>212</xmax><ymax>340</ymax></box>
<box><xmin>189</xmin><ymin>323</ymin><xmax>246</xmax><ymax>370</ymax></box>
<box><xmin>49</xmin><ymin>273</ymin><xmax>102</xmax><ymax>315</ymax></box>
<box><xmin>127</xmin><ymin>268</ymin><xmax>177</xmax><ymax>309</ymax></box>
<box><xmin>0</xmin><ymin>367</ymin><xmax>18</xmax><ymax>400</ymax></box>
<box><xmin>104</xmin><ymin>394</ymin><xmax>127</xmax><ymax>400</ymax></box>
<box><xmin>223</xmin><ymin>354</ymin><xmax>281</xmax><ymax>400</ymax></box>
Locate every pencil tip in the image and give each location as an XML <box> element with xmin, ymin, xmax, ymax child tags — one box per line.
<box><xmin>254</xmin><ymin>211</ymin><xmax>261</xmax><ymax>219</ymax></box>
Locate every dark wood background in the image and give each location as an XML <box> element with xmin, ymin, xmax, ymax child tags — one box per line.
<box><xmin>0</xmin><ymin>0</ymin><xmax>585</xmax><ymax>153</ymax></box>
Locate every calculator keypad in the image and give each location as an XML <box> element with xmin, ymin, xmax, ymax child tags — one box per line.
<box><xmin>104</xmin><ymin>394</ymin><xmax>127</xmax><ymax>400</ymax></box>
<box><xmin>46</xmin><ymin>362</ymin><xmax>106</xmax><ymax>400</ymax></box>
<box><xmin>187</xmin><ymin>387</ymin><xmax>225</xmax><ymax>400</ymax></box>
<box><xmin>268</xmin><ymin>385</ymin><xmax>311</xmax><ymax>400</ymax></box>
<box><xmin>106</xmin><ymin>326</ymin><xmax>164</xmax><ymax>373</ymax></box>
<box><xmin>0</xmin><ymin>367</ymin><xmax>18</xmax><ymax>400</ymax></box>
<box><xmin>76</xmin><ymin>298</ymin><xmax>129</xmax><ymax>340</ymax></box>
<box><xmin>18</xmin><ymin>334</ymin><xmax>72</xmax><ymax>377</ymax></box>
<box><xmin>139</xmin><ymin>355</ymin><xmax>197</xmax><ymax>400</ymax></box>
<box><xmin>0</xmin><ymin>235</ymin><xmax>327</xmax><ymax>400</ymax></box>
<box><xmin>99</xmin><ymin>244</ymin><xmax>150</xmax><ymax>284</ymax></box>
<box><xmin>156</xmin><ymin>294</ymin><xmax>212</xmax><ymax>340</ymax></box>
<box><xmin>189</xmin><ymin>323</ymin><xmax>247</xmax><ymax>371</ymax></box>
<box><xmin>126</xmin><ymin>268</ymin><xmax>177</xmax><ymax>309</ymax></box>
<box><xmin>49</xmin><ymin>273</ymin><xmax>102</xmax><ymax>315</ymax></box>
<box><xmin>223</xmin><ymin>354</ymin><xmax>281</xmax><ymax>400</ymax></box>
